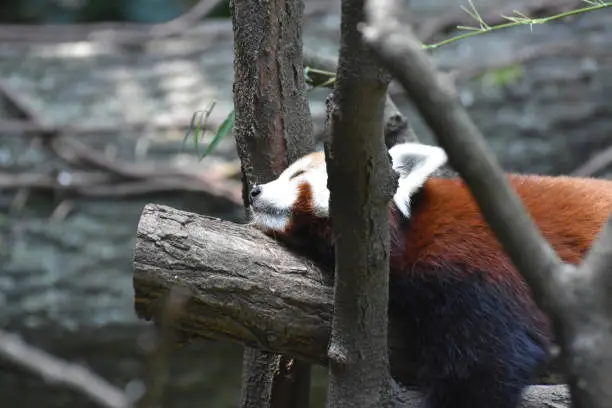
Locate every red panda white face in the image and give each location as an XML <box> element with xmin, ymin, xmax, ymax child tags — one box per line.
<box><xmin>250</xmin><ymin>151</ymin><xmax>329</xmax><ymax>233</ymax></box>
<box><xmin>249</xmin><ymin>143</ymin><xmax>447</xmax><ymax>232</ymax></box>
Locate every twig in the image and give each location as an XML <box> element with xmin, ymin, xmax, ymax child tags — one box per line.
<box><xmin>362</xmin><ymin>0</ymin><xmax>564</xmax><ymax>314</ymax></box>
<box><xmin>571</xmin><ymin>145</ymin><xmax>612</xmax><ymax>177</ymax></box>
<box><xmin>415</xmin><ymin>0</ymin><xmax>598</xmax><ymax>44</ymax></box>
<box><xmin>0</xmin><ymin>79</ymin><xmax>48</xmax><ymax>126</ymax></box>
<box><xmin>0</xmin><ymin>169</ymin><xmax>243</xmax><ymax>204</ymax></box>
<box><xmin>0</xmin><ymin>0</ymin><xmax>330</xmax><ymax>44</ymax></box>
<box><xmin>0</xmin><ymin>329</ymin><xmax>131</xmax><ymax>408</ymax></box>
<box><xmin>421</xmin><ymin>0</ymin><xmax>612</xmax><ymax>50</ymax></box>
<box><xmin>302</xmin><ymin>48</ymin><xmax>418</xmax><ymax>147</ymax></box>
<box><xmin>50</xmin><ymin>136</ymin><xmax>212</xmax><ymax>181</ymax></box>
<box><xmin>0</xmin><ymin>115</ymin><xmax>223</xmax><ymax>137</ymax></box>
<box><xmin>303</xmin><ymin>47</ymin><xmax>338</xmax><ymax>72</ymax></box>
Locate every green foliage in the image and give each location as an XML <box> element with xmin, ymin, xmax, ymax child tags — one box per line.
<box><xmin>479</xmin><ymin>64</ymin><xmax>525</xmax><ymax>88</ymax></box>
<box><xmin>182</xmin><ymin>100</ymin><xmax>236</xmax><ymax>160</ymax></box>
<box><xmin>187</xmin><ymin>67</ymin><xmax>335</xmax><ymax>161</ymax></box>
<box><xmin>304</xmin><ymin>67</ymin><xmax>336</xmax><ymax>88</ymax></box>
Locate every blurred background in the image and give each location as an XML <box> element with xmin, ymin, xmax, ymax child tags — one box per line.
<box><xmin>1</xmin><ymin>0</ymin><xmax>611</xmax><ymax>407</ymax></box>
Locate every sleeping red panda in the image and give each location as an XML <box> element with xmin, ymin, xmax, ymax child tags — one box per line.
<box><xmin>249</xmin><ymin>142</ymin><xmax>612</xmax><ymax>408</ymax></box>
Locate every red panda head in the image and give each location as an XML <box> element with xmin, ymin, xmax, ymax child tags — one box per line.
<box><xmin>249</xmin><ymin>143</ymin><xmax>447</xmax><ymax>261</ymax></box>
<box><xmin>249</xmin><ymin>150</ymin><xmax>329</xmax><ymax>234</ymax></box>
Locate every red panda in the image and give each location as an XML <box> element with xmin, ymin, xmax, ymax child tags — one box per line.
<box><xmin>249</xmin><ymin>142</ymin><xmax>612</xmax><ymax>408</ymax></box>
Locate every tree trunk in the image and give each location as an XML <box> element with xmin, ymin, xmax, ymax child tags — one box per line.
<box><xmin>323</xmin><ymin>0</ymin><xmax>398</xmax><ymax>406</ymax></box>
<box><xmin>231</xmin><ymin>0</ymin><xmax>315</xmax><ymax>406</ymax></box>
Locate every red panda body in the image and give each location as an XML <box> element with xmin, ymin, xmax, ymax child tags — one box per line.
<box><xmin>385</xmin><ymin>174</ymin><xmax>612</xmax><ymax>408</ymax></box>
<box><xmin>249</xmin><ymin>144</ymin><xmax>612</xmax><ymax>408</ymax></box>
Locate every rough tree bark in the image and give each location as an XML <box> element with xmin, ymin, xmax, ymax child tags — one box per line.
<box><xmin>323</xmin><ymin>0</ymin><xmax>398</xmax><ymax>406</ymax></box>
<box><xmin>362</xmin><ymin>1</ymin><xmax>612</xmax><ymax>408</ymax></box>
<box><xmin>231</xmin><ymin>0</ymin><xmax>315</xmax><ymax>406</ymax></box>
<box><xmin>132</xmin><ymin>204</ymin><xmax>570</xmax><ymax>407</ymax></box>
<box><xmin>302</xmin><ymin>47</ymin><xmax>418</xmax><ymax>148</ymax></box>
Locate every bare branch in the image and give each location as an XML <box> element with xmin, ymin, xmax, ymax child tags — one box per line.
<box><xmin>303</xmin><ymin>47</ymin><xmax>338</xmax><ymax>72</ymax></box>
<box><xmin>361</xmin><ymin>0</ymin><xmax>564</xmax><ymax>317</ymax></box>
<box><xmin>361</xmin><ymin>1</ymin><xmax>612</xmax><ymax>407</ymax></box>
<box><xmin>571</xmin><ymin>145</ymin><xmax>612</xmax><ymax>177</ymax></box>
<box><xmin>0</xmin><ymin>134</ymin><xmax>243</xmax><ymax>205</ymax></box>
<box><xmin>383</xmin><ymin>94</ymin><xmax>419</xmax><ymax>147</ymax></box>
<box><xmin>584</xmin><ymin>217</ymin><xmax>612</xmax><ymax>295</ymax></box>
<box><xmin>0</xmin><ymin>330</ymin><xmax>131</xmax><ymax>408</ymax></box>
<box><xmin>302</xmin><ymin>48</ymin><xmax>418</xmax><ymax>148</ymax></box>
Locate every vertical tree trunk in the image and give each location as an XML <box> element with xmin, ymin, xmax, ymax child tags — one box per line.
<box><xmin>325</xmin><ymin>0</ymin><xmax>397</xmax><ymax>406</ymax></box>
<box><xmin>231</xmin><ymin>0</ymin><xmax>315</xmax><ymax>407</ymax></box>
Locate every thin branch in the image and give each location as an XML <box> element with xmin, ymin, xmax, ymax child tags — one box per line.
<box><xmin>362</xmin><ymin>1</ymin><xmax>612</xmax><ymax>406</ymax></box>
<box><xmin>0</xmin><ymin>330</ymin><xmax>131</xmax><ymax>408</ymax></box>
<box><xmin>361</xmin><ymin>0</ymin><xmax>564</xmax><ymax>316</ymax></box>
<box><xmin>422</xmin><ymin>0</ymin><xmax>612</xmax><ymax>50</ymax></box>
<box><xmin>0</xmin><ymin>115</ymin><xmax>224</xmax><ymax>137</ymax></box>
<box><xmin>0</xmin><ymin>170</ymin><xmax>242</xmax><ymax>204</ymax></box>
<box><xmin>571</xmin><ymin>145</ymin><xmax>612</xmax><ymax>177</ymax></box>
<box><xmin>303</xmin><ymin>47</ymin><xmax>338</xmax><ymax>72</ymax></box>
<box><xmin>583</xmin><ymin>217</ymin><xmax>612</xmax><ymax>301</ymax></box>
<box><xmin>415</xmin><ymin>0</ymin><xmax>584</xmax><ymax>42</ymax></box>
<box><xmin>302</xmin><ymin>48</ymin><xmax>418</xmax><ymax>147</ymax></box>
<box><xmin>0</xmin><ymin>79</ymin><xmax>48</xmax><ymax>125</ymax></box>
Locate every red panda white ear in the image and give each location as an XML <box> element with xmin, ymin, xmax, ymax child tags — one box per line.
<box><xmin>389</xmin><ymin>143</ymin><xmax>447</xmax><ymax>217</ymax></box>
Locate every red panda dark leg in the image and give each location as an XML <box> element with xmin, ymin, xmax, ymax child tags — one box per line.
<box><xmin>388</xmin><ymin>263</ymin><xmax>549</xmax><ymax>408</ymax></box>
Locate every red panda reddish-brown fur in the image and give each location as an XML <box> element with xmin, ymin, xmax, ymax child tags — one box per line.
<box><xmin>261</xmin><ymin>169</ymin><xmax>612</xmax><ymax>408</ymax></box>
<box><xmin>401</xmin><ymin>174</ymin><xmax>612</xmax><ymax>271</ymax></box>
<box><xmin>386</xmin><ymin>174</ymin><xmax>612</xmax><ymax>408</ymax></box>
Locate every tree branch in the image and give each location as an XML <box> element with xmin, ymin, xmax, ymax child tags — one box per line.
<box><xmin>361</xmin><ymin>1</ymin><xmax>612</xmax><ymax>407</ymax></box>
<box><xmin>132</xmin><ymin>204</ymin><xmax>571</xmax><ymax>407</ymax></box>
<box><xmin>361</xmin><ymin>1</ymin><xmax>565</xmax><ymax>312</ymax></box>
<box><xmin>0</xmin><ymin>330</ymin><xmax>131</xmax><ymax>408</ymax></box>
<box><xmin>302</xmin><ymin>47</ymin><xmax>417</xmax><ymax>148</ymax></box>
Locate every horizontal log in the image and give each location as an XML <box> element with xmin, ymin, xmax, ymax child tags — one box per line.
<box><xmin>132</xmin><ymin>204</ymin><xmax>568</xmax><ymax>397</ymax></box>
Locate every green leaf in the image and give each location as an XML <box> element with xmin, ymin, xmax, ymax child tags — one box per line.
<box><xmin>303</xmin><ymin>66</ymin><xmax>336</xmax><ymax>89</ymax></box>
<box><xmin>200</xmin><ymin>108</ymin><xmax>235</xmax><ymax>160</ymax></box>
<box><xmin>480</xmin><ymin>64</ymin><xmax>524</xmax><ymax>88</ymax></box>
<box><xmin>182</xmin><ymin>100</ymin><xmax>217</xmax><ymax>153</ymax></box>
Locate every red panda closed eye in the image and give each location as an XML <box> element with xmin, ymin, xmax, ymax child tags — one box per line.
<box><xmin>249</xmin><ymin>142</ymin><xmax>612</xmax><ymax>408</ymax></box>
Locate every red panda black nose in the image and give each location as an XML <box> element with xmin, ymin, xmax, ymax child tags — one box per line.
<box><xmin>250</xmin><ymin>185</ymin><xmax>262</xmax><ymax>199</ymax></box>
